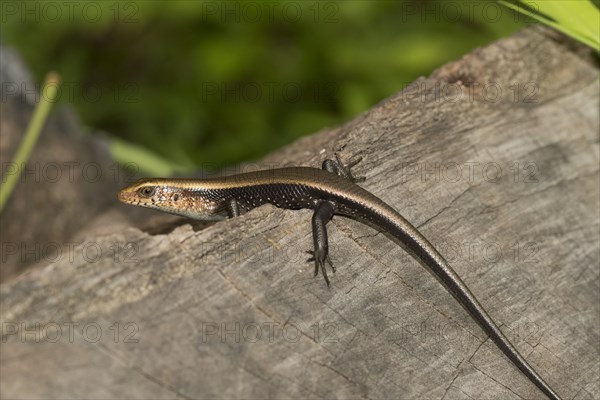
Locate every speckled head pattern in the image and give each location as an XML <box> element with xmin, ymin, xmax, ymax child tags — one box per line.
<box><xmin>118</xmin><ymin>178</ymin><xmax>226</xmax><ymax>220</ymax></box>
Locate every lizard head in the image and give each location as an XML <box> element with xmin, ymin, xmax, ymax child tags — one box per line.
<box><xmin>117</xmin><ymin>178</ymin><xmax>226</xmax><ymax>221</ymax></box>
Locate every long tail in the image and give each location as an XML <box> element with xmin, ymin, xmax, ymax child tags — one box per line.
<box><xmin>381</xmin><ymin>211</ymin><xmax>561</xmax><ymax>400</ymax></box>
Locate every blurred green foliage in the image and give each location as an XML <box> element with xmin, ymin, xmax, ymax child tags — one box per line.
<box><xmin>2</xmin><ymin>0</ymin><xmax>527</xmax><ymax>173</ymax></box>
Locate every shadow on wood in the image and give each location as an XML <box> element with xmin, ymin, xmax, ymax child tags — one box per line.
<box><xmin>1</xmin><ymin>26</ymin><xmax>598</xmax><ymax>399</ymax></box>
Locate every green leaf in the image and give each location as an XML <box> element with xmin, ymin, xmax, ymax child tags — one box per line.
<box><xmin>110</xmin><ymin>138</ymin><xmax>192</xmax><ymax>176</ymax></box>
<box><xmin>0</xmin><ymin>73</ymin><xmax>60</xmax><ymax>212</ymax></box>
<box><xmin>499</xmin><ymin>0</ymin><xmax>600</xmax><ymax>51</ymax></box>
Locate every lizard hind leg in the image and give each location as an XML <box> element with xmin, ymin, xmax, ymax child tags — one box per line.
<box><xmin>322</xmin><ymin>153</ymin><xmax>366</xmax><ymax>183</ymax></box>
<box><xmin>306</xmin><ymin>200</ymin><xmax>336</xmax><ymax>286</ymax></box>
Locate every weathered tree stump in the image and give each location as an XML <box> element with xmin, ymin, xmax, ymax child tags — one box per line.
<box><xmin>1</xmin><ymin>26</ymin><xmax>598</xmax><ymax>399</ymax></box>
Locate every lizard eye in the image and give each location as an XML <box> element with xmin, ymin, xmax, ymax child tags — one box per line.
<box><xmin>138</xmin><ymin>186</ymin><xmax>156</xmax><ymax>198</ymax></box>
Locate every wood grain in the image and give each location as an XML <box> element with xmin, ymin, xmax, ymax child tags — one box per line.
<box><xmin>1</xmin><ymin>26</ymin><xmax>598</xmax><ymax>399</ymax></box>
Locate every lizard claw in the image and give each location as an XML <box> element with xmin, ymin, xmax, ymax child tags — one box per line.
<box><xmin>306</xmin><ymin>249</ymin><xmax>335</xmax><ymax>286</ymax></box>
<box><xmin>323</xmin><ymin>153</ymin><xmax>366</xmax><ymax>183</ymax></box>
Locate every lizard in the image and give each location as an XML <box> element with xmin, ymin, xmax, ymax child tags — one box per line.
<box><xmin>118</xmin><ymin>154</ymin><xmax>561</xmax><ymax>400</ymax></box>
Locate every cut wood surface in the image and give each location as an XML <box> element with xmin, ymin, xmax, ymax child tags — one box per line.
<box><xmin>1</xmin><ymin>26</ymin><xmax>598</xmax><ymax>399</ymax></box>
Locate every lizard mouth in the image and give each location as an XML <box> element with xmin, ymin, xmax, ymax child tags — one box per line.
<box><xmin>117</xmin><ymin>188</ymin><xmax>136</xmax><ymax>205</ymax></box>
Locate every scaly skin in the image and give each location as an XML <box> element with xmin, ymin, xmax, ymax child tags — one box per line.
<box><xmin>118</xmin><ymin>156</ymin><xmax>561</xmax><ymax>400</ymax></box>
